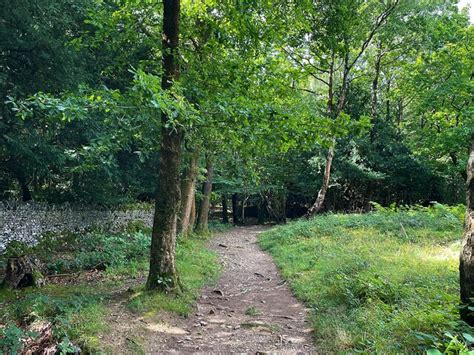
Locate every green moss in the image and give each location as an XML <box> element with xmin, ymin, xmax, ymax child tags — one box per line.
<box><xmin>259</xmin><ymin>207</ymin><xmax>468</xmax><ymax>353</ymax></box>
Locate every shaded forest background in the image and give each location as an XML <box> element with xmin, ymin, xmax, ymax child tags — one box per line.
<box><xmin>1</xmin><ymin>0</ymin><xmax>471</xmax><ymax>220</ymax></box>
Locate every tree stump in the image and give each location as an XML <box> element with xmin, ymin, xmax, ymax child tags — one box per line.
<box><xmin>2</xmin><ymin>256</ymin><xmax>45</xmax><ymax>289</ymax></box>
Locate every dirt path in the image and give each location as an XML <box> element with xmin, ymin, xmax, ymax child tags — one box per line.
<box><xmin>106</xmin><ymin>226</ymin><xmax>316</xmax><ymax>353</ymax></box>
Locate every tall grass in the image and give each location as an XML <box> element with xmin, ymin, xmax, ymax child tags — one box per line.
<box><xmin>259</xmin><ymin>204</ymin><xmax>471</xmax><ymax>353</ymax></box>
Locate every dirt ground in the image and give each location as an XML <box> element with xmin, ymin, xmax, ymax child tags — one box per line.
<box><xmin>105</xmin><ymin>226</ymin><xmax>316</xmax><ymax>354</ymax></box>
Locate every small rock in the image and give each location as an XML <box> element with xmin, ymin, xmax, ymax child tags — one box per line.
<box><xmin>234</xmin><ymin>325</ymin><xmax>241</xmax><ymax>330</ymax></box>
<box><xmin>199</xmin><ymin>321</ymin><xmax>208</xmax><ymax>326</ymax></box>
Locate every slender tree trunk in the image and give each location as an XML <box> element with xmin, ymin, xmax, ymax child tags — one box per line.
<box><xmin>178</xmin><ymin>150</ymin><xmax>199</xmax><ymax>235</ymax></box>
<box><xmin>307</xmin><ymin>54</ymin><xmax>339</xmax><ymax>218</ymax></box>
<box><xmin>195</xmin><ymin>158</ymin><xmax>214</xmax><ymax>233</ymax></box>
<box><xmin>241</xmin><ymin>195</ymin><xmax>248</xmax><ymax>224</ymax></box>
<box><xmin>306</xmin><ymin>146</ymin><xmax>335</xmax><ymax>216</ymax></box>
<box><xmin>146</xmin><ymin>0</ymin><xmax>182</xmax><ymax>292</ymax></box>
<box><xmin>460</xmin><ymin>133</ymin><xmax>474</xmax><ymax>325</ymax></box>
<box><xmin>232</xmin><ymin>193</ymin><xmax>239</xmax><ymax>225</ymax></box>
<box><xmin>189</xmin><ymin>193</ymin><xmax>196</xmax><ymax>231</ymax></box>
<box><xmin>222</xmin><ymin>194</ymin><xmax>229</xmax><ymax>224</ymax></box>
<box><xmin>370</xmin><ymin>43</ymin><xmax>383</xmax><ymax>142</ymax></box>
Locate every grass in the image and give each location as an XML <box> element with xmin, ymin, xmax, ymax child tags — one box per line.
<box><xmin>245</xmin><ymin>305</ymin><xmax>261</xmax><ymax>316</ymax></box>
<box><xmin>0</xmin><ymin>221</ymin><xmax>224</xmax><ymax>353</ymax></box>
<box><xmin>259</xmin><ymin>204</ymin><xmax>472</xmax><ymax>353</ymax></box>
<box><xmin>127</xmin><ymin>235</ymin><xmax>220</xmax><ymax>316</ymax></box>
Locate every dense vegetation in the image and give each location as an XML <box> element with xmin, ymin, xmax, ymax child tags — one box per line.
<box><xmin>0</xmin><ymin>0</ymin><xmax>473</xmax><ymax>353</ymax></box>
<box><xmin>1</xmin><ymin>0</ymin><xmax>471</xmax><ymax>214</ymax></box>
<box><xmin>0</xmin><ymin>221</ymin><xmax>222</xmax><ymax>353</ymax></box>
<box><xmin>260</xmin><ymin>205</ymin><xmax>465</xmax><ymax>353</ymax></box>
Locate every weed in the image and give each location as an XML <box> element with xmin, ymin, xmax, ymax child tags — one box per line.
<box><xmin>245</xmin><ymin>306</ymin><xmax>261</xmax><ymax>316</ymax></box>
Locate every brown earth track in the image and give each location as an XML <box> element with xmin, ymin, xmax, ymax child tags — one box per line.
<box><xmin>104</xmin><ymin>226</ymin><xmax>316</xmax><ymax>354</ymax></box>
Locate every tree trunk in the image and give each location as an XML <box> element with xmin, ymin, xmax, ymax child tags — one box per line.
<box><xmin>460</xmin><ymin>133</ymin><xmax>474</xmax><ymax>325</ymax></box>
<box><xmin>189</xmin><ymin>193</ymin><xmax>196</xmax><ymax>231</ymax></box>
<box><xmin>306</xmin><ymin>146</ymin><xmax>335</xmax><ymax>217</ymax></box>
<box><xmin>178</xmin><ymin>150</ymin><xmax>199</xmax><ymax>235</ymax></box>
<box><xmin>3</xmin><ymin>256</ymin><xmax>45</xmax><ymax>289</ymax></box>
<box><xmin>195</xmin><ymin>158</ymin><xmax>214</xmax><ymax>233</ymax></box>
<box><xmin>222</xmin><ymin>194</ymin><xmax>229</xmax><ymax>224</ymax></box>
<box><xmin>241</xmin><ymin>195</ymin><xmax>248</xmax><ymax>224</ymax></box>
<box><xmin>370</xmin><ymin>43</ymin><xmax>382</xmax><ymax>142</ymax></box>
<box><xmin>19</xmin><ymin>176</ymin><xmax>32</xmax><ymax>202</ymax></box>
<box><xmin>232</xmin><ymin>193</ymin><xmax>239</xmax><ymax>225</ymax></box>
<box><xmin>146</xmin><ymin>0</ymin><xmax>181</xmax><ymax>292</ymax></box>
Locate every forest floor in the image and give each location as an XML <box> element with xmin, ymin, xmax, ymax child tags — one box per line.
<box><xmin>102</xmin><ymin>226</ymin><xmax>316</xmax><ymax>353</ymax></box>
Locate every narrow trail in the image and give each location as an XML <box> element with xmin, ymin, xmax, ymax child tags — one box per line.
<box><xmin>106</xmin><ymin>226</ymin><xmax>316</xmax><ymax>353</ymax></box>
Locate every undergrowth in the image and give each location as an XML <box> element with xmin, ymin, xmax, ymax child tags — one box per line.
<box><xmin>259</xmin><ymin>203</ymin><xmax>470</xmax><ymax>353</ymax></box>
<box><xmin>0</xmin><ymin>220</ymin><xmax>224</xmax><ymax>353</ymax></box>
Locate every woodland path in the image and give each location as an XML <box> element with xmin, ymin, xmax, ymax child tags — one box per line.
<box><xmin>105</xmin><ymin>226</ymin><xmax>316</xmax><ymax>353</ymax></box>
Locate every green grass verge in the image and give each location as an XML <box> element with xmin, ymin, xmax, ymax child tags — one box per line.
<box><xmin>259</xmin><ymin>204</ymin><xmax>472</xmax><ymax>353</ymax></box>
<box><xmin>127</xmin><ymin>235</ymin><xmax>220</xmax><ymax>316</ymax></box>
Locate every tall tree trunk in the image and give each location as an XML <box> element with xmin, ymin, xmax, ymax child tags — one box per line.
<box><xmin>370</xmin><ymin>42</ymin><xmax>383</xmax><ymax>142</ymax></box>
<box><xmin>178</xmin><ymin>150</ymin><xmax>199</xmax><ymax>235</ymax></box>
<box><xmin>460</xmin><ymin>133</ymin><xmax>474</xmax><ymax>325</ymax></box>
<box><xmin>146</xmin><ymin>0</ymin><xmax>181</xmax><ymax>292</ymax></box>
<box><xmin>307</xmin><ymin>54</ymin><xmax>339</xmax><ymax>218</ymax></box>
<box><xmin>189</xmin><ymin>193</ymin><xmax>196</xmax><ymax>231</ymax></box>
<box><xmin>306</xmin><ymin>146</ymin><xmax>335</xmax><ymax>216</ymax></box>
<box><xmin>232</xmin><ymin>193</ymin><xmax>239</xmax><ymax>225</ymax></box>
<box><xmin>195</xmin><ymin>158</ymin><xmax>214</xmax><ymax>233</ymax></box>
<box><xmin>222</xmin><ymin>194</ymin><xmax>229</xmax><ymax>224</ymax></box>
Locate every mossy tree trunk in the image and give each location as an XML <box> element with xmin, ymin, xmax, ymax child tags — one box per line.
<box><xmin>460</xmin><ymin>133</ymin><xmax>474</xmax><ymax>324</ymax></box>
<box><xmin>195</xmin><ymin>158</ymin><xmax>214</xmax><ymax>233</ymax></box>
<box><xmin>3</xmin><ymin>256</ymin><xmax>44</xmax><ymax>289</ymax></box>
<box><xmin>146</xmin><ymin>0</ymin><xmax>182</xmax><ymax>292</ymax></box>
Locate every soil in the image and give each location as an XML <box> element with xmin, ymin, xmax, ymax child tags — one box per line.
<box><xmin>104</xmin><ymin>226</ymin><xmax>316</xmax><ymax>354</ymax></box>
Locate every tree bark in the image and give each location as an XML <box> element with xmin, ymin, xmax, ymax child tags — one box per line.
<box><xmin>178</xmin><ymin>150</ymin><xmax>199</xmax><ymax>235</ymax></box>
<box><xmin>306</xmin><ymin>146</ymin><xmax>335</xmax><ymax>216</ymax></box>
<box><xmin>460</xmin><ymin>133</ymin><xmax>474</xmax><ymax>325</ymax></box>
<box><xmin>195</xmin><ymin>158</ymin><xmax>214</xmax><ymax>233</ymax></box>
<box><xmin>146</xmin><ymin>0</ymin><xmax>182</xmax><ymax>292</ymax></box>
<box><xmin>370</xmin><ymin>42</ymin><xmax>383</xmax><ymax>142</ymax></box>
<box><xmin>232</xmin><ymin>193</ymin><xmax>239</xmax><ymax>225</ymax></box>
<box><xmin>189</xmin><ymin>193</ymin><xmax>196</xmax><ymax>231</ymax></box>
<box><xmin>241</xmin><ymin>195</ymin><xmax>248</xmax><ymax>224</ymax></box>
<box><xmin>222</xmin><ymin>194</ymin><xmax>229</xmax><ymax>224</ymax></box>
<box><xmin>3</xmin><ymin>256</ymin><xmax>45</xmax><ymax>289</ymax></box>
